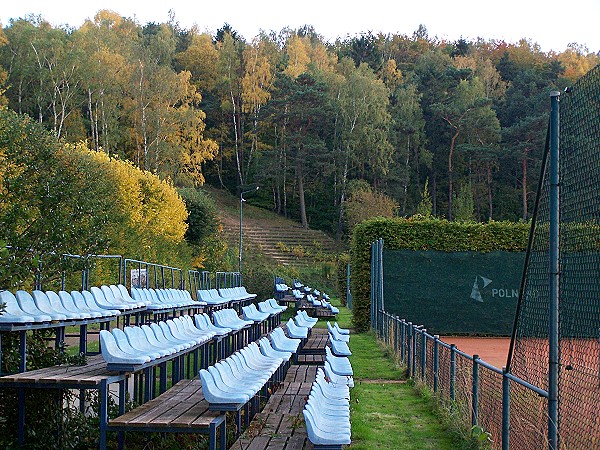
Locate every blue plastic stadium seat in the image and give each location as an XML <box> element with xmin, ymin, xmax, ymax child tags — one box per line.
<box><xmin>57</xmin><ymin>291</ymin><xmax>99</xmax><ymax>319</ymax></box>
<box><xmin>329</xmin><ymin>337</ymin><xmax>352</xmax><ymax>357</ymax></box>
<box><xmin>16</xmin><ymin>290</ymin><xmax>65</xmax><ymax>322</ymax></box>
<box><xmin>0</xmin><ymin>290</ymin><xmax>37</xmax><ymax>323</ymax></box>
<box><xmin>194</xmin><ymin>313</ymin><xmax>232</xmax><ymax>336</ymax></box>
<box><xmin>285</xmin><ymin>318</ymin><xmax>309</xmax><ymax>339</ymax></box>
<box><xmin>242</xmin><ymin>304</ymin><xmax>270</xmax><ymax>323</ymax></box>
<box><xmin>270</xmin><ymin>328</ymin><xmax>301</xmax><ymax>353</ymax></box>
<box><xmin>327</xmin><ymin>322</ymin><xmax>349</xmax><ymax>342</ymax></box>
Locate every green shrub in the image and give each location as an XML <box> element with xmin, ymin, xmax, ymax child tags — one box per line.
<box><xmin>350</xmin><ymin>217</ymin><xmax>530</xmax><ymax>331</ymax></box>
<box><xmin>178</xmin><ymin>188</ymin><xmax>219</xmax><ymax>245</ymax></box>
<box><xmin>336</xmin><ymin>253</ymin><xmax>350</xmax><ymax>306</ymax></box>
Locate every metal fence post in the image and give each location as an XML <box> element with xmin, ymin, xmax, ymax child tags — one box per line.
<box><xmin>433</xmin><ymin>335</ymin><xmax>439</xmax><ymax>393</ymax></box>
<box><xmin>370</xmin><ymin>243</ymin><xmax>375</xmax><ymax>330</ymax></box>
<box><xmin>394</xmin><ymin>316</ymin><xmax>398</xmax><ymax>353</ymax></box>
<box><xmin>450</xmin><ymin>344</ymin><xmax>456</xmax><ymax>401</ymax></box>
<box><xmin>472</xmin><ymin>355</ymin><xmax>480</xmax><ymax>428</ymax></box>
<box><xmin>421</xmin><ymin>329</ymin><xmax>427</xmax><ymax>381</ymax></box>
<box><xmin>502</xmin><ymin>367</ymin><xmax>510</xmax><ymax>450</ymax></box>
<box><xmin>386</xmin><ymin>312</ymin><xmax>390</xmax><ymax>343</ymax></box>
<box><xmin>407</xmin><ymin>323</ymin><xmax>413</xmax><ymax>378</ymax></box>
<box><xmin>378</xmin><ymin>238</ymin><xmax>384</xmax><ymax>325</ymax></box>
<box><xmin>400</xmin><ymin>320</ymin><xmax>405</xmax><ymax>363</ymax></box>
<box><xmin>412</xmin><ymin>325</ymin><xmax>417</xmax><ymax>378</ymax></box>
<box><xmin>548</xmin><ymin>90</ymin><xmax>560</xmax><ymax>450</ymax></box>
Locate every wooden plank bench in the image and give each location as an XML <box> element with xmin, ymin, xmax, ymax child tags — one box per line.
<box><xmin>296</xmin><ymin>354</ymin><xmax>325</xmax><ymax>365</ymax></box>
<box><xmin>314</xmin><ymin>309</ymin><xmax>337</xmax><ymax>318</ymax></box>
<box><xmin>0</xmin><ymin>354</ymin><xmax>127</xmax><ymax>449</ymax></box>
<box><xmin>230</xmin><ymin>365</ymin><xmax>317</xmax><ymax>450</ymax></box>
<box><xmin>278</xmin><ymin>295</ymin><xmax>299</xmax><ymax>307</ymax></box>
<box><xmin>299</xmin><ymin>328</ymin><xmax>329</xmax><ymax>357</ymax></box>
<box><xmin>108</xmin><ymin>379</ymin><xmax>226</xmax><ymax>450</ymax></box>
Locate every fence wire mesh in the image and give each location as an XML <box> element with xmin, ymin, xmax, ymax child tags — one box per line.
<box><xmin>509</xmin><ymin>64</ymin><xmax>600</xmax><ymax>448</ymax></box>
<box><xmin>478</xmin><ymin>366</ymin><xmax>503</xmax><ymax>446</ymax></box>
<box><xmin>372</xmin><ymin>64</ymin><xmax>600</xmax><ymax>449</ymax></box>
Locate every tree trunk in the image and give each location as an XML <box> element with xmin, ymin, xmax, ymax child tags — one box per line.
<box><xmin>337</xmin><ymin>155</ymin><xmax>349</xmax><ymax>238</ymax></box>
<box><xmin>431</xmin><ymin>174</ymin><xmax>437</xmax><ymax>216</ymax></box>
<box><xmin>88</xmin><ymin>89</ymin><xmax>97</xmax><ymax>151</ymax></box>
<box><xmin>231</xmin><ymin>90</ymin><xmax>243</xmax><ymax>186</ymax></box>
<box><xmin>522</xmin><ymin>149</ymin><xmax>528</xmax><ymax>220</ymax></box>
<box><xmin>297</xmin><ymin>160</ymin><xmax>308</xmax><ymax>229</ymax></box>
<box><xmin>487</xmin><ymin>162</ymin><xmax>493</xmax><ymax>220</ymax></box>
<box><xmin>100</xmin><ymin>94</ymin><xmax>108</xmax><ymax>152</ymax></box>
<box><xmin>448</xmin><ymin>129</ymin><xmax>460</xmax><ymax>221</ymax></box>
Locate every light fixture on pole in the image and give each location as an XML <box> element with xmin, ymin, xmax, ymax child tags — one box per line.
<box><xmin>239</xmin><ymin>186</ymin><xmax>259</xmax><ymax>274</ymax></box>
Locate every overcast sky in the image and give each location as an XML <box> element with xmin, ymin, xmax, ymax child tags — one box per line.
<box><xmin>2</xmin><ymin>0</ymin><xmax>599</xmax><ymax>53</ymax></box>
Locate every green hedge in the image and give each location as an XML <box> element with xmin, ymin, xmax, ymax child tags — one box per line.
<box><xmin>350</xmin><ymin>217</ymin><xmax>530</xmax><ymax>331</ymax></box>
<box><xmin>336</xmin><ymin>253</ymin><xmax>350</xmax><ymax>306</ymax></box>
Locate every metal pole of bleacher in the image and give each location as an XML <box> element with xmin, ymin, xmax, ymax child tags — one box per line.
<box><xmin>239</xmin><ymin>186</ymin><xmax>259</xmax><ymax>274</ymax></box>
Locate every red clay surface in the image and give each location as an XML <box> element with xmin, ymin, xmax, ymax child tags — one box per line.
<box><xmin>439</xmin><ymin>336</ymin><xmax>511</xmax><ymax>368</ymax></box>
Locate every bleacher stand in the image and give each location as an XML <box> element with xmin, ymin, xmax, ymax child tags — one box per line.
<box><xmin>99</xmin><ymin>316</ymin><xmax>215</xmax><ymax>370</ymax></box>
<box><xmin>198</xmin><ymin>325</ymin><xmax>300</xmax><ymax>434</ymax></box>
<box><xmin>303</xmin><ymin>326</ymin><xmax>353</xmax><ymax>449</ymax></box>
<box><xmin>274</xmin><ymin>276</ymin><xmax>290</xmax><ymax>300</ymax></box>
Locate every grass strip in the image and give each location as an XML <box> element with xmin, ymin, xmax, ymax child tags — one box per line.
<box><xmin>307</xmin><ymin>297</ymin><xmax>462</xmax><ymax>450</ymax></box>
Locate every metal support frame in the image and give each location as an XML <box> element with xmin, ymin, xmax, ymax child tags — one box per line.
<box><xmin>61</xmin><ymin>253</ymin><xmax>123</xmax><ymax>291</ymax></box>
<box><xmin>123</xmin><ymin>259</ymin><xmax>184</xmax><ymax>290</ymax></box>
<box><xmin>548</xmin><ymin>91</ymin><xmax>560</xmax><ymax>450</ymax></box>
<box><xmin>502</xmin><ymin>367</ymin><xmax>510</xmax><ymax>450</ymax></box>
<box><xmin>472</xmin><ymin>355</ymin><xmax>480</xmax><ymax>428</ymax></box>
<box><xmin>238</xmin><ymin>186</ymin><xmax>259</xmax><ymax>274</ymax></box>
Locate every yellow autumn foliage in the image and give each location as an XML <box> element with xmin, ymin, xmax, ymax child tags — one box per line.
<box><xmin>64</xmin><ymin>142</ymin><xmax>189</xmax><ymax>263</ymax></box>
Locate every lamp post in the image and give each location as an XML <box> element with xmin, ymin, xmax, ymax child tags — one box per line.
<box><xmin>239</xmin><ymin>186</ymin><xmax>259</xmax><ymax>274</ymax></box>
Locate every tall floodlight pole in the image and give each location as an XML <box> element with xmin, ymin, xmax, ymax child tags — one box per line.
<box><xmin>548</xmin><ymin>91</ymin><xmax>560</xmax><ymax>450</ymax></box>
<box><xmin>239</xmin><ymin>186</ymin><xmax>259</xmax><ymax>274</ymax></box>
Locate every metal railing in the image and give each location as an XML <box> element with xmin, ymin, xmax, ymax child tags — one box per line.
<box><xmin>215</xmin><ymin>271</ymin><xmax>241</xmax><ymax>289</ymax></box>
<box><xmin>374</xmin><ymin>310</ymin><xmax>549</xmax><ymax>450</ymax></box>
<box><xmin>60</xmin><ymin>254</ymin><xmax>123</xmax><ymax>291</ymax></box>
<box><xmin>188</xmin><ymin>270</ymin><xmax>212</xmax><ymax>299</ymax></box>
<box><xmin>122</xmin><ymin>259</ymin><xmax>184</xmax><ymax>290</ymax></box>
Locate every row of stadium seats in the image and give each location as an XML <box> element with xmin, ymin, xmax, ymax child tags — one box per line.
<box><xmin>291</xmin><ymin>280</ymin><xmax>332</xmax><ymax>303</ymax></box>
<box><xmin>131</xmin><ymin>287</ymin><xmax>201</xmax><ymax>310</ymax></box>
<box><xmin>198</xmin><ymin>328</ymin><xmax>301</xmax><ymax>406</ymax></box>
<box><xmin>304</xmin><ymin>326</ymin><xmax>353</xmax><ymax>448</ymax></box>
<box><xmin>100</xmin><ymin>316</ymin><xmax>215</xmax><ymax>367</ymax></box>
<box><xmin>274</xmin><ymin>283</ymin><xmax>290</xmax><ymax>293</ymax></box>
<box><xmin>0</xmin><ymin>283</ymin><xmax>215</xmax><ymax>326</ymax></box>
<box><xmin>219</xmin><ymin>286</ymin><xmax>256</xmax><ymax>301</ymax></box>
<box><xmin>0</xmin><ymin>285</ymin><xmax>143</xmax><ymax>324</ymax></box>
<box><xmin>327</xmin><ymin>321</ymin><xmax>351</xmax><ymax>357</ymax></box>
<box><xmin>308</xmin><ymin>294</ymin><xmax>339</xmax><ymax>315</ymax></box>
<box><xmin>197</xmin><ymin>287</ymin><xmax>255</xmax><ymax>305</ymax></box>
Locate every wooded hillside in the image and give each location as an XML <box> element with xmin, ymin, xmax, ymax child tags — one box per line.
<box><xmin>1</xmin><ymin>12</ymin><xmax>597</xmax><ymax>235</ymax></box>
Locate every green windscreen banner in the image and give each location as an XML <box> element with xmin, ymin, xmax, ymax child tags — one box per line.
<box><xmin>382</xmin><ymin>250</ymin><xmax>525</xmax><ymax>335</ymax></box>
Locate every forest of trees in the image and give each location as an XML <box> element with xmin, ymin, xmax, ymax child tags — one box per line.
<box><xmin>1</xmin><ymin>11</ymin><xmax>598</xmax><ymax>236</ymax></box>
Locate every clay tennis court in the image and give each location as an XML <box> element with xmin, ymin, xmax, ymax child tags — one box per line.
<box><xmin>440</xmin><ymin>336</ymin><xmax>511</xmax><ymax>368</ymax></box>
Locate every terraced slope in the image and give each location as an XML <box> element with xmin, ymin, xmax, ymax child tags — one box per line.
<box><xmin>205</xmin><ymin>186</ymin><xmax>342</xmax><ymax>266</ymax></box>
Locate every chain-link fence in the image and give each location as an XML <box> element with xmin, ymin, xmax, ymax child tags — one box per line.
<box><xmin>509</xmin><ymin>64</ymin><xmax>600</xmax><ymax>449</ymax></box>
<box><xmin>374</xmin><ymin>310</ymin><xmax>549</xmax><ymax>449</ymax></box>
<box><xmin>370</xmin><ymin>64</ymin><xmax>600</xmax><ymax>449</ymax></box>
